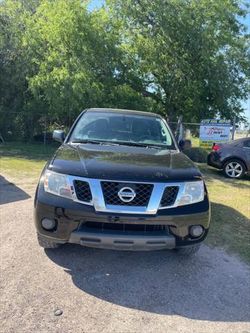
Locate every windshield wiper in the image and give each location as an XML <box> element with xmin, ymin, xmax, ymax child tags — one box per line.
<box><xmin>71</xmin><ymin>139</ymin><xmax>122</xmax><ymax>146</ymax></box>
<box><xmin>71</xmin><ymin>139</ymin><xmax>106</xmax><ymax>145</ymax></box>
<box><xmin>112</xmin><ymin>141</ymin><xmax>164</xmax><ymax>149</ymax></box>
<box><xmin>71</xmin><ymin>139</ymin><xmax>168</xmax><ymax>149</ymax></box>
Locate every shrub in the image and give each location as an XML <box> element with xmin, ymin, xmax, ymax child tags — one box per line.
<box><xmin>183</xmin><ymin>147</ymin><xmax>208</xmax><ymax>163</ymax></box>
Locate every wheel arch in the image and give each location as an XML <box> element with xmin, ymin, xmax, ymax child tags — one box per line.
<box><xmin>222</xmin><ymin>156</ymin><xmax>247</xmax><ymax>170</ymax></box>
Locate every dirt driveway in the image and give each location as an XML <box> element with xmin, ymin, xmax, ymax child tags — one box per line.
<box><xmin>1</xmin><ymin>175</ymin><xmax>250</xmax><ymax>333</ymax></box>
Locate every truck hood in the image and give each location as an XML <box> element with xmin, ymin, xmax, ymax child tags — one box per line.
<box><xmin>48</xmin><ymin>143</ymin><xmax>202</xmax><ymax>182</ymax></box>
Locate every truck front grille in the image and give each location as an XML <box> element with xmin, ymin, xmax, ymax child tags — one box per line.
<box><xmin>160</xmin><ymin>186</ymin><xmax>179</xmax><ymax>207</ymax></box>
<box><xmin>74</xmin><ymin>180</ymin><xmax>92</xmax><ymax>202</ymax></box>
<box><xmin>69</xmin><ymin>176</ymin><xmax>183</xmax><ymax>212</ymax></box>
<box><xmin>101</xmin><ymin>181</ymin><xmax>153</xmax><ymax>206</ymax></box>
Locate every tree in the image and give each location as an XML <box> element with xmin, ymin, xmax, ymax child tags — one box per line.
<box><xmin>0</xmin><ymin>0</ymin><xmax>41</xmax><ymax>139</ymax></box>
<box><xmin>1</xmin><ymin>0</ymin><xmax>249</xmax><ymax>141</ymax></box>
<box><xmin>107</xmin><ymin>0</ymin><xmax>250</xmax><ymax>122</ymax></box>
<box><xmin>0</xmin><ymin>0</ymin><xmax>157</xmax><ymax>140</ymax></box>
<box><xmin>23</xmin><ymin>0</ymin><xmax>158</xmax><ymax>126</ymax></box>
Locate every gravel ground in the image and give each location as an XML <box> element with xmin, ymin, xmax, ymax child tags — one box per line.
<box><xmin>1</xmin><ymin>174</ymin><xmax>250</xmax><ymax>333</ymax></box>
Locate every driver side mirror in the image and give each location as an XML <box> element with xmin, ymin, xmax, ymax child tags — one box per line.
<box><xmin>53</xmin><ymin>130</ymin><xmax>65</xmax><ymax>143</ymax></box>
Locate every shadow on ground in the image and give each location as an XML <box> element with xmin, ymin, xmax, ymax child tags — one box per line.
<box><xmin>0</xmin><ymin>175</ymin><xmax>31</xmax><ymax>204</ymax></box>
<box><xmin>45</xmin><ymin>219</ymin><xmax>250</xmax><ymax>322</ymax></box>
<box><xmin>199</xmin><ymin>164</ymin><xmax>250</xmax><ymax>189</ymax></box>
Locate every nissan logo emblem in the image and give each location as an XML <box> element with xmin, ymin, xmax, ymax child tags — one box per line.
<box><xmin>118</xmin><ymin>187</ymin><xmax>136</xmax><ymax>203</ymax></box>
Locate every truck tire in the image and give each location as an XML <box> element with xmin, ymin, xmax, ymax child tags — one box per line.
<box><xmin>175</xmin><ymin>244</ymin><xmax>201</xmax><ymax>256</ymax></box>
<box><xmin>37</xmin><ymin>233</ymin><xmax>61</xmax><ymax>249</ymax></box>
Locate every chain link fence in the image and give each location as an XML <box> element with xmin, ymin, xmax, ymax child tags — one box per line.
<box><xmin>169</xmin><ymin>119</ymin><xmax>249</xmax><ymax>149</ymax></box>
<box><xmin>0</xmin><ymin>111</ymin><xmax>72</xmax><ymax>144</ymax></box>
<box><xmin>1</xmin><ymin>111</ymin><xmax>249</xmax><ymax>145</ymax></box>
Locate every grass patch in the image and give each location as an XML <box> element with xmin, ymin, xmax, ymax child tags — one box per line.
<box><xmin>190</xmin><ymin>136</ymin><xmax>200</xmax><ymax>147</ymax></box>
<box><xmin>0</xmin><ymin>142</ymin><xmax>58</xmax><ymax>181</ymax></box>
<box><xmin>1</xmin><ymin>142</ymin><xmax>250</xmax><ymax>262</ymax></box>
<box><xmin>198</xmin><ymin>163</ymin><xmax>250</xmax><ymax>263</ymax></box>
<box><xmin>0</xmin><ymin>141</ymin><xmax>58</xmax><ymax>160</ymax></box>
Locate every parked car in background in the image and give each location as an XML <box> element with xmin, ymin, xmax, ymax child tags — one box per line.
<box><xmin>207</xmin><ymin>138</ymin><xmax>250</xmax><ymax>179</ymax></box>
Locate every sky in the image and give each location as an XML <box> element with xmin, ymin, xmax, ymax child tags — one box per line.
<box><xmin>88</xmin><ymin>0</ymin><xmax>104</xmax><ymax>10</ymax></box>
<box><xmin>88</xmin><ymin>0</ymin><xmax>250</xmax><ymax>121</ymax></box>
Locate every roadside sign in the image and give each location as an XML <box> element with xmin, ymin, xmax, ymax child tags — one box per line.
<box><xmin>199</xmin><ymin>119</ymin><xmax>231</xmax><ymax>148</ymax></box>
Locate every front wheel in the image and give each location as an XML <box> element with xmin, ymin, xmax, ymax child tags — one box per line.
<box><xmin>174</xmin><ymin>244</ymin><xmax>201</xmax><ymax>256</ymax></box>
<box><xmin>223</xmin><ymin>159</ymin><xmax>245</xmax><ymax>179</ymax></box>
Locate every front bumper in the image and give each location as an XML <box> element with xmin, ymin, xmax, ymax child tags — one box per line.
<box><xmin>69</xmin><ymin>228</ymin><xmax>176</xmax><ymax>251</ymax></box>
<box><xmin>34</xmin><ymin>185</ymin><xmax>210</xmax><ymax>250</ymax></box>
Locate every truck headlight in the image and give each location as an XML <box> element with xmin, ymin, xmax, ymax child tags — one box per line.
<box><xmin>177</xmin><ymin>180</ymin><xmax>205</xmax><ymax>206</ymax></box>
<box><xmin>44</xmin><ymin>171</ymin><xmax>72</xmax><ymax>199</ymax></box>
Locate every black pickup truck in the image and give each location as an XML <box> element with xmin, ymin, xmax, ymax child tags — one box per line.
<box><xmin>34</xmin><ymin>108</ymin><xmax>210</xmax><ymax>255</ymax></box>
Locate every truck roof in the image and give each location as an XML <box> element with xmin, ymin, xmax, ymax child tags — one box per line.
<box><xmin>85</xmin><ymin>108</ymin><xmax>162</xmax><ymax>118</ymax></box>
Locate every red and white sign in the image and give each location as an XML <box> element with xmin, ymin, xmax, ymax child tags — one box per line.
<box><xmin>199</xmin><ymin>119</ymin><xmax>231</xmax><ymax>148</ymax></box>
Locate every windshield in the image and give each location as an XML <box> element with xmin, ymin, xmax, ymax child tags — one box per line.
<box><xmin>69</xmin><ymin>111</ymin><xmax>176</xmax><ymax>148</ymax></box>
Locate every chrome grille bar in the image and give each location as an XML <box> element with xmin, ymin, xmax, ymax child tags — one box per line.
<box><xmin>67</xmin><ymin>175</ymin><xmax>187</xmax><ymax>214</ymax></box>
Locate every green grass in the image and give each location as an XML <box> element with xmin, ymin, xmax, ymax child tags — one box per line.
<box><xmin>190</xmin><ymin>136</ymin><xmax>200</xmax><ymax>147</ymax></box>
<box><xmin>1</xmin><ymin>142</ymin><xmax>250</xmax><ymax>262</ymax></box>
<box><xmin>0</xmin><ymin>141</ymin><xmax>59</xmax><ymax>181</ymax></box>
<box><xmin>199</xmin><ymin>164</ymin><xmax>250</xmax><ymax>263</ymax></box>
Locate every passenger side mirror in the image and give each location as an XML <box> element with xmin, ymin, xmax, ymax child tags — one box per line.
<box><xmin>178</xmin><ymin>139</ymin><xmax>185</xmax><ymax>151</ymax></box>
<box><xmin>53</xmin><ymin>130</ymin><xmax>65</xmax><ymax>143</ymax></box>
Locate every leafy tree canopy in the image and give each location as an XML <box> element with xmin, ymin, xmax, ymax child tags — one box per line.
<box><xmin>107</xmin><ymin>0</ymin><xmax>250</xmax><ymax>122</ymax></box>
<box><xmin>0</xmin><ymin>0</ymin><xmax>249</xmax><ymax>140</ymax></box>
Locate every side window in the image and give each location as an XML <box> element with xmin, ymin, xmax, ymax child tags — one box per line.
<box><xmin>243</xmin><ymin>140</ymin><xmax>250</xmax><ymax>148</ymax></box>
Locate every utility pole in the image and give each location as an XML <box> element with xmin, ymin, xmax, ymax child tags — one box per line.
<box><xmin>43</xmin><ymin>115</ymin><xmax>47</xmax><ymax>145</ymax></box>
<box><xmin>175</xmin><ymin>115</ymin><xmax>183</xmax><ymax>142</ymax></box>
<box><xmin>232</xmin><ymin>117</ymin><xmax>236</xmax><ymax>140</ymax></box>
